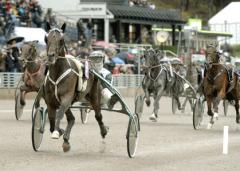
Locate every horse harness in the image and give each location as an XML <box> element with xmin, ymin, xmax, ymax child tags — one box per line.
<box><xmin>23</xmin><ymin>58</ymin><xmax>46</xmax><ymax>87</ymax></box>
<box><xmin>206</xmin><ymin>63</ymin><xmax>227</xmax><ymax>83</ymax></box>
<box><xmin>45</xmin><ymin>56</ymin><xmax>81</xmax><ymax>103</ymax></box>
<box><xmin>145</xmin><ymin>64</ymin><xmax>173</xmax><ymax>82</ymax></box>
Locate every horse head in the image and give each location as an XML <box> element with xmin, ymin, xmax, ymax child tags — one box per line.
<box><xmin>45</xmin><ymin>22</ymin><xmax>66</xmax><ymax>64</ymax></box>
<box><xmin>20</xmin><ymin>40</ymin><xmax>39</xmax><ymax>63</ymax></box>
<box><xmin>143</xmin><ymin>48</ymin><xmax>157</xmax><ymax>67</ymax></box>
<box><xmin>205</xmin><ymin>43</ymin><xmax>220</xmax><ymax>64</ymax></box>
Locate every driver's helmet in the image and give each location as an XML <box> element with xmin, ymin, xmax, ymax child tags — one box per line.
<box><xmin>89</xmin><ymin>50</ymin><xmax>105</xmax><ymax>71</ymax></box>
<box><xmin>235</xmin><ymin>61</ymin><xmax>240</xmax><ymax>69</ymax></box>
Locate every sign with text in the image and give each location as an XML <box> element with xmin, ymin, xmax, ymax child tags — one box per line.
<box><xmin>77</xmin><ymin>3</ymin><xmax>106</xmax><ymax>16</ymax></box>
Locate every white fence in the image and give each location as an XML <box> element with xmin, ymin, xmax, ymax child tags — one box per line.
<box><xmin>0</xmin><ymin>73</ymin><xmax>144</xmax><ymax>89</ymax></box>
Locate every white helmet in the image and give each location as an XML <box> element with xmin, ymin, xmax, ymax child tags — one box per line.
<box><xmin>89</xmin><ymin>50</ymin><xmax>105</xmax><ymax>63</ymax></box>
<box><xmin>89</xmin><ymin>50</ymin><xmax>105</xmax><ymax>72</ymax></box>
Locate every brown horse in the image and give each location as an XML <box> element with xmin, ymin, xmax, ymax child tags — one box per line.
<box><xmin>42</xmin><ymin>22</ymin><xmax>108</xmax><ymax>152</ymax></box>
<box><xmin>203</xmin><ymin>44</ymin><xmax>239</xmax><ymax>128</ymax></box>
<box><xmin>19</xmin><ymin>41</ymin><xmax>46</xmax><ymax>106</ymax></box>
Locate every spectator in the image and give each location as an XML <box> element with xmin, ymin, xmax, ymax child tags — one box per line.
<box><xmin>18</xmin><ymin>1</ymin><xmax>31</xmax><ymax>27</ymax></box>
<box><xmin>5</xmin><ymin>35</ymin><xmax>24</xmax><ymax>72</ymax></box>
<box><xmin>76</xmin><ymin>18</ymin><xmax>86</xmax><ymax>47</ymax></box>
<box><xmin>43</xmin><ymin>8</ymin><xmax>56</xmax><ymax>27</ymax></box>
<box><xmin>0</xmin><ymin>48</ymin><xmax>6</xmax><ymax>71</ymax></box>
<box><xmin>104</xmin><ymin>48</ymin><xmax>126</xmax><ymax>74</ymax></box>
<box><xmin>29</xmin><ymin>0</ymin><xmax>42</xmax><ymax>28</ymax></box>
<box><xmin>0</xmin><ymin>17</ymin><xmax>5</xmax><ymax>44</ymax></box>
<box><xmin>84</xmin><ymin>19</ymin><xmax>93</xmax><ymax>48</ymax></box>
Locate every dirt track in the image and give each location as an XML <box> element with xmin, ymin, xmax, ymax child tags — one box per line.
<box><xmin>1</xmin><ymin>97</ymin><xmax>240</xmax><ymax>171</ymax></box>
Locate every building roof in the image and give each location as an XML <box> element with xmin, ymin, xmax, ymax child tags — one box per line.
<box><xmin>209</xmin><ymin>2</ymin><xmax>240</xmax><ymax>24</ymax></box>
<box><xmin>108</xmin><ymin>5</ymin><xmax>185</xmax><ymax>25</ymax></box>
<box><xmin>81</xmin><ymin>0</ymin><xmax>128</xmax><ymax>5</ymax></box>
<box><xmin>152</xmin><ymin>28</ymin><xmax>233</xmax><ymax>37</ymax></box>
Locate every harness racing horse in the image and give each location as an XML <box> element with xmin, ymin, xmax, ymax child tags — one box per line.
<box><xmin>142</xmin><ymin>49</ymin><xmax>184</xmax><ymax>121</ymax></box>
<box><xmin>203</xmin><ymin>44</ymin><xmax>239</xmax><ymax>128</ymax></box>
<box><xmin>19</xmin><ymin>41</ymin><xmax>46</xmax><ymax>107</ymax></box>
<box><xmin>43</xmin><ymin>22</ymin><xmax>108</xmax><ymax>152</ymax></box>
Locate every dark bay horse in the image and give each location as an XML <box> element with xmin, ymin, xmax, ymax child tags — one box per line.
<box><xmin>142</xmin><ymin>49</ymin><xmax>184</xmax><ymax>121</ymax></box>
<box><xmin>203</xmin><ymin>45</ymin><xmax>239</xmax><ymax>128</ymax></box>
<box><xmin>42</xmin><ymin>22</ymin><xmax>108</xmax><ymax>152</ymax></box>
<box><xmin>19</xmin><ymin>41</ymin><xmax>46</xmax><ymax>106</ymax></box>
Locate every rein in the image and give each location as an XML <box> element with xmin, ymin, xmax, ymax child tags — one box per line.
<box><xmin>142</xmin><ymin>63</ymin><xmax>173</xmax><ymax>81</ymax></box>
<box><xmin>141</xmin><ymin>64</ymin><xmax>162</xmax><ymax>69</ymax></box>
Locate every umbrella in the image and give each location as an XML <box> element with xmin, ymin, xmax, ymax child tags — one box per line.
<box><xmin>116</xmin><ymin>52</ymin><xmax>134</xmax><ymax>62</ymax></box>
<box><xmin>93</xmin><ymin>41</ymin><xmax>118</xmax><ymax>49</ymax></box>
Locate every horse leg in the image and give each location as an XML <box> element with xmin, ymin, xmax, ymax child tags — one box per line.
<box><xmin>94</xmin><ymin>107</ymin><xmax>109</xmax><ymax>138</ymax></box>
<box><xmin>143</xmin><ymin>79</ymin><xmax>151</xmax><ymax>106</ymax></box>
<box><xmin>19</xmin><ymin>84</ymin><xmax>31</xmax><ymax>106</ymax></box>
<box><xmin>62</xmin><ymin>108</ymin><xmax>75</xmax><ymax>152</ymax></box>
<box><xmin>149</xmin><ymin>87</ymin><xmax>164</xmax><ymax>122</ymax></box>
<box><xmin>206</xmin><ymin>96</ymin><xmax>213</xmax><ymax>117</ymax></box>
<box><xmin>52</xmin><ymin>104</ymin><xmax>68</xmax><ymax>139</ymax></box>
<box><xmin>47</xmin><ymin>106</ymin><xmax>56</xmax><ymax>133</ymax></box>
<box><xmin>144</xmin><ymin>88</ymin><xmax>151</xmax><ymax>107</ymax></box>
<box><xmin>90</xmin><ymin>92</ymin><xmax>109</xmax><ymax>138</ymax></box>
<box><xmin>234</xmin><ymin>95</ymin><xmax>240</xmax><ymax>123</ymax></box>
<box><xmin>174</xmin><ymin>96</ymin><xmax>182</xmax><ymax>110</ymax></box>
<box><xmin>206</xmin><ymin>96</ymin><xmax>214</xmax><ymax>129</ymax></box>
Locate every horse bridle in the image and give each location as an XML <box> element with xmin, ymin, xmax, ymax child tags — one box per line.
<box><xmin>45</xmin><ymin>28</ymin><xmax>80</xmax><ymax>103</ymax></box>
<box><xmin>46</xmin><ymin>28</ymin><xmax>68</xmax><ymax>60</ymax></box>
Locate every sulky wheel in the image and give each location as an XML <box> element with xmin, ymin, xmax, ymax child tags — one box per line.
<box><xmin>134</xmin><ymin>95</ymin><xmax>144</xmax><ymax>118</ymax></box>
<box><xmin>127</xmin><ymin>114</ymin><xmax>139</xmax><ymax>158</ymax></box>
<box><xmin>32</xmin><ymin>107</ymin><xmax>46</xmax><ymax>151</ymax></box>
<box><xmin>172</xmin><ymin>96</ymin><xmax>178</xmax><ymax>114</ymax></box>
<box><xmin>223</xmin><ymin>100</ymin><xmax>229</xmax><ymax>116</ymax></box>
<box><xmin>193</xmin><ymin>98</ymin><xmax>204</xmax><ymax>130</ymax></box>
<box><xmin>15</xmin><ymin>82</ymin><xmax>24</xmax><ymax>120</ymax></box>
<box><xmin>80</xmin><ymin>108</ymin><xmax>89</xmax><ymax>124</ymax></box>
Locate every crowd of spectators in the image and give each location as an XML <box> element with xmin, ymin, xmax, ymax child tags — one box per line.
<box><xmin>129</xmin><ymin>0</ymin><xmax>156</xmax><ymax>9</ymax></box>
<box><xmin>76</xmin><ymin>18</ymin><xmax>94</xmax><ymax>48</ymax></box>
<box><xmin>0</xmin><ymin>0</ymin><xmax>56</xmax><ymax>43</ymax></box>
<box><xmin>0</xmin><ymin>0</ymin><xmax>58</xmax><ymax>73</ymax></box>
<box><xmin>0</xmin><ymin>1</ymin><xmax>139</xmax><ymax>75</ymax></box>
<box><xmin>67</xmin><ymin>42</ymin><xmax>138</xmax><ymax>75</ymax></box>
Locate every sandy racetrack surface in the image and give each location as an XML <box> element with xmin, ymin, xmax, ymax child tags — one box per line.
<box><xmin>1</xmin><ymin>97</ymin><xmax>240</xmax><ymax>171</ymax></box>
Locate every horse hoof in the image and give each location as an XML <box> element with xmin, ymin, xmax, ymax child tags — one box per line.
<box><xmin>145</xmin><ymin>100</ymin><xmax>151</xmax><ymax>107</ymax></box>
<box><xmin>149</xmin><ymin>114</ymin><xmax>157</xmax><ymax>122</ymax></box>
<box><xmin>20</xmin><ymin>100</ymin><xmax>26</xmax><ymax>106</ymax></box>
<box><xmin>51</xmin><ymin>130</ymin><xmax>60</xmax><ymax>139</ymax></box>
<box><xmin>62</xmin><ymin>142</ymin><xmax>71</xmax><ymax>152</ymax></box>
<box><xmin>101</xmin><ymin>126</ymin><xmax>109</xmax><ymax>139</ymax></box>
<box><xmin>236</xmin><ymin>118</ymin><xmax>240</xmax><ymax>124</ymax></box>
<box><xmin>213</xmin><ymin>113</ymin><xmax>219</xmax><ymax>120</ymax></box>
<box><xmin>207</xmin><ymin>123</ymin><xmax>213</xmax><ymax>129</ymax></box>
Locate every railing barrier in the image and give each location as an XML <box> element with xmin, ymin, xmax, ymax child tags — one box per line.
<box><xmin>0</xmin><ymin>72</ymin><xmax>144</xmax><ymax>89</ymax></box>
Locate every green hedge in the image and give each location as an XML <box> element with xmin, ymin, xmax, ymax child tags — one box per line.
<box><xmin>152</xmin><ymin>45</ymin><xmax>178</xmax><ymax>53</ymax></box>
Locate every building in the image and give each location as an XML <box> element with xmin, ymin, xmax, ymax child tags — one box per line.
<box><xmin>38</xmin><ymin>0</ymin><xmax>185</xmax><ymax>44</ymax></box>
<box><xmin>209</xmin><ymin>2</ymin><xmax>240</xmax><ymax>45</ymax></box>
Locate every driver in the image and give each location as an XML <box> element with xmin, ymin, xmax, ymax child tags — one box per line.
<box><xmin>88</xmin><ymin>50</ymin><xmax>118</xmax><ymax>109</ymax></box>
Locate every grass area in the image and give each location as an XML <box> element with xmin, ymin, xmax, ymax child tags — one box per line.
<box><xmin>232</xmin><ymin>45</ymin><xmax>240</xmax><ymax>57</ymax></box>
